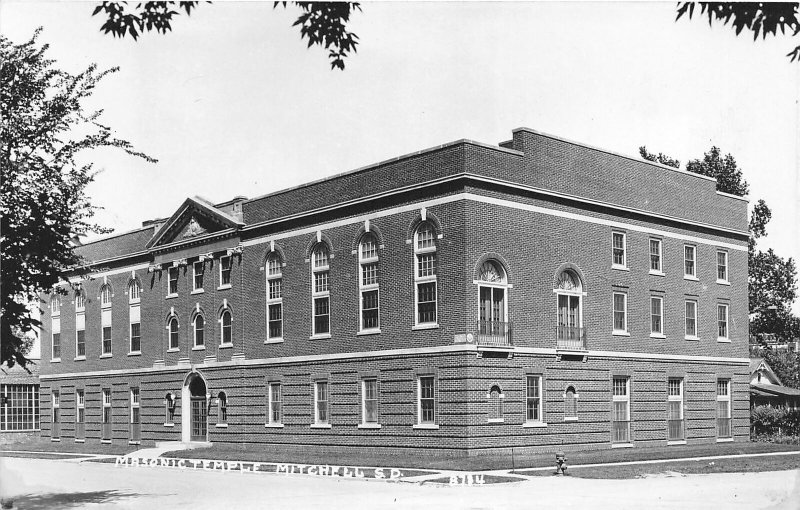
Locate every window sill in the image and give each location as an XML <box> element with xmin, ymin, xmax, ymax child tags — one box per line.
<box><xmin>74</xmin><ymin>439</ymin><xmax>85</xmax><ymax>443</ymax></box>
<box><xmin>265</xmin><ymin>338</ymin><xmax>284</xmax><ymax>344</ymax></box>
<box><xmin>611</xmin><ymin>265</ymin><xmax>629</xmax><ymax>272</ymax></box>
<box><xmin>129</xmin><ymin>299</ymin><xmax>141</xmax><ymax>305</ymax></box>
<box><xmin>612</xmin><ymin>330</ymin><xmax>630</xmax><ymax>337</ymax></box>
<box><xmin>167</xmin><ymin>348</ymin><xmax>180</xmax><ymax>353</ymax></box>
<box><xmin>563</xmin><ymin>417</ymin><xmax>579</xmax><ymax>422</ymax></box>
<box><xmin>74</xmin><ymin>356</ymin><xmax>86</xmax><ymax>361</ymax></box>
<box><xmin>717</xmin><ymin>338</ymin><xmax>731</xmax><ymax>343</ymax></box>
<box><xmin>215</xmin><ymin>423</ymin><xmax>228</xmax><ymax>428</ymax></box>
<box><xmin>265</xmin><ymin>423</ymin><xmax>284</xmax><ymax>428</ymax></box>
<box><xmin>128</xmin><ymin>351</ymin><xmax>141</xmax><ymax>356</ymax></box>
<box><xmin>684</xmin><ymin>335</ymin><xmax>700</xmax><ymax>341</ymax></box>
<box><xmin>649</xmin><ymin>333</ymin><xmax>666</xmax><ymax>339</ymax></box>
<box><xmin>683</xmin><ymin>275</ymin><xmax>699</xmax><ymax>281</ymax></box>
<box><xmin>413</xmin><ymin>423</ymin><xmax>440</xmax><ymax>430</ymax></box>
<box><xmin>649</xmin><ymin>270</ymin><xmax>665</xmax><ymax>277</ymax></box>
<box><xmin>310</xmin><ymin>423</ymin><xmax>332</xmax><ymax>429</ymax></box>
<box><xmin>412</xmin><ymin>324</ymin><xmax>439</xmax><ymax>331</ymax></box>
<box><xmin>51</xmin><ymin>358</ymin><xmax>61</xmax><ymax>363</ymax></box>
<box><xmin>129</xmin><ymin>441</ymin><xmax>141</xmax><ymax>445</ymax></box>
<box><xmin>611</xmin><ymin>442</ymin><xmax>634</xmax><ymax>449</ymax></box>
<box><xmin>309</xmin><ymin>334</ymin><xmax>331</xmax><ymax>340</ymax></box>
<box><xmin>668</xmin><ymin>440</ymin><xmax>687</xmax><ymax>446</ymax></box>
<box><xmin>358</xmin><ymin>423</ymin><xmax>382</xmax><ymax>429</ymax></box>
<box><xmin>191</xmin><ymin>289</ymin><xmax>205</xmax><ymax>295</ymax></box>
<box><xmin>716</xmin><ymin>279</ymin><xmax>730</xmax><ymax>286</ymax></box>
<box><xmin>164</xmin><ymin>423</ymin><xmax>175</xmax><ymax>427</ymax></box>
<box><xmin>101</xmin><ymin>439</ymin><xmax>112</xmax><ymax>444</ymax></box>
<box><xmin>51</xmin><ymin>438</ymin><xmax>61</xmax><ymax>442</ymax></box>
<box><xmin>166</xmin><ymin>294</ymin><xmax>179</xmax><ymax>299</ymax></box>
<box><xmin>192</xmin><ymin>346</ymin><xmax>206</xmax><ymax>351</ymax></box>
<box><xmin>219</xmin><ymin>343</ymin><xmax>233</xmax><ymax>349</ymax></box>
<box><xmin>717</xmin><ymin>437</ymin><xmax>734</xmax><ymax>443</ymax></box>
<box><xmin>357</xmin><ymin>329</ymin><xmax>382</xmax><ymax>336</ymax></box>
<box><xmin>99</xmin><ymin>354</ymin><xmax>112</xmax><ymax>359</ymax></box>
<box><xmin>217</xmin><ymin>285</ymin><xmax>232</xmax><ymax>291</ymax></box>
<box><xmin>523</xmin><ymin>422</ymin><xmax>547</xmax><ymax>428</ymax></box>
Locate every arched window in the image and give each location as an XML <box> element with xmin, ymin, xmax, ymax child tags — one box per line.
<box><xmin>477</xmin><ymin>260</ymin><xmax>509</xmax><ymax>343</ymax></box>
<box><xmin>311</xmin><ymin>244</ymin><xmax>330</xmax><ymax>336</ymax></box>
<box><xmin>487</xmin><ymin>385</ymin><xmax>504</xmax><ymax>422</ymax></box>
<box><xmin>414</xmin><ymin>222</ymin><xmax>437</xmax><ymax>326</ymax></box>
<box><xmin>75</xmin><ymin>290</ymin><xmax>86</xmax><ymax>311</ymax></box>
<box><xmin>220</xmin><ymin>310</ymin><xmax>232</xmax><ymax>345</ymax></box>
<box><xmin>168</xmin><ymin>317</ymin><xmax>179</xmax><ymax>350</ymax></box>
<box><xmin>100</xmin><ymin>284</ymin><xmax>112</xmax><ymax>307</ymax></box>
<box><xmin>100</xmin><ymin>285</ymin><xmax>112</xmax><ymax>355</ymax></box>
<box><xmin>193</xmin><ymin>314</ymin><xmax>205</xmax><ymax>347</ymax></box>
<box><xmin>218</xmin><ymin>391</ymin><xmax>228</xmax><ymax>425</ymax></box>
<box><xmin>51</xmin><ymin>295</ymin><xmax>61</xmax><ymax>315</ymax></box>
<box><xmin>555</xmin><ymin>270</ymin><xmax>584</xmax><ymax>348</ymax></box>
<box><xmin>359</xmin><ymin>233</ymin><xmax>379</xmax><ymax>332</ymax></box>
<box><xmin>128</xmin><ymin>280</ymin><xmax>141</xmax><ymax>303</ymax></box>
<box><xmin>266</xmin><ymin>253</ymin><xmax>283</xmax><ymax>341</ymax></box>
<box><xmin>564</xmin><ymin>386</ymin><xmax>578</xmax><ymax>420</ymax></box>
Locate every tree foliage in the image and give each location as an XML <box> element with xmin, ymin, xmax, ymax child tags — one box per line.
<box><xmin>638</xmin><ymin>146</ymin><xmax>680</xmax><ymax>168</ymax></box>
<box><xmin>676</xmin><ymin>2</ymin><xmax>800</xmax><ymax>62</ymax></box>
<box><xmin>685</xmin><ymin>146</ymin><xmax>749</xmax><ymax>197</ymax></box>
<box><xmin>761</xmin><ymin>349</ymin><xmax>800</xmax><ymax>389</ymax></box>
<box><xmin>92</xmin><ymin>1</ymin><xmax>361</xmax><ymax>70</ymax></box>
<box><xmin>0</xmin><ymin>29</ymin><xmax>155</xmax><ymax>368</ymax></box>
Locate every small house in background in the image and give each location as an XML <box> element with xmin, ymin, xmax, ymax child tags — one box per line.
<box><xmin>749</xmin><ymin>357</ymin><xmax>800</xmax><ymax>409</ymax></box>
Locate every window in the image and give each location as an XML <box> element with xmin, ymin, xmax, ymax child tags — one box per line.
<box><xmin>650</xmin><ymin>296</ymin><xmax>664</xmax><ymax>336</ymax></box>
<box><xmin>314</xmin><ymin>381</ymin><xmax>329</xmax><ymax>425</ymax></box>
<box><xmin>717</xmin><ymin>380</ymin><xmax>732</xmax><ymax>439</ymax></box>
<box><xmin>0</xmin><ymin>384</ymin><xmax>40</xmax><ymax>432</ymax></box>
<box><xmin>51</xmin><ymin>317</ymin><xmax>61</xmax><ymax>360</ymax></box>
<box><xmin>102</xmin><ymin>308</ymin><xmax>112</xmax><ymax>356</ymax></box>
<box><xmin>75</xmin><ymin>312</ymin><xmax>86</xmax><ymax>358</ymax></box>
<box><xmin>130</xmin><ymin>388</ymin><xmax>140</xmax><ymax>428</ymax></box>
<box><xmin>564</xmin><ymin>386</ymin><xmax>578</xmax><ymax>420</ymax></box>
<box><xmin>76</xmin><ymin>389</ymin><xmax>85</xmax><ymax>425</ymax></box>
<box><xmin>218</xmin><ymin>391</ymin><xmax>227</xmax><ymax>424</ymax></box>
<box><xmin>75</xmin><ymin>291</ymin><xmax>85</xmax><ymax>311</ymax></box>
<box><xmin>193</xmin><ymin>314</ymin><xmax>205</xmax><ymax>347</ymax></box>
<box><xmin>717</xmin><ymin>304</ymin><xmax>729</xmax><ymax>341</ymax></box>
<box><xmin>128</xmin><ymin>280</ymin><xmax>141</xmax><ymax>303</ymax></box>
<box><xmin>612</xmin><ymin>292</ymin><xmax>627</xmax><ymax>334</ymax></box>
<box><xmin>717</xmin><ymin>251</ymin><xmax>728</xmax><ymax>283</ymax></box>
<box><xmin>359</xmin><ymin>235</ymin><xmax>380</xmax><ymax>332</ymax></box>
<box><xmin>168</xmin><ymin>267</ymin><xmax>179</xmax><ymax>295</ymax></box>
<box><xmin>51</xmin><ymin>295</ymin><xmax>60</xmax><ymax>315</ymax></box>
<box><xmin>362</xmin><ymin>379</ymin><xmax>378</xmax><ymax>424</ymax></box>
<box><xmin>612</xmin><ymin>232</ymin><xmax>627</xmax><ymax>268</ymax></box>
<box><xmin>684</xmin><ymin>245</ymin><xmax>696</xmax><ymax>278</ymax></box>
<box><xmin>100</xmin><ymin>284</ymin><xmax>112</xmax><ymax>307</ymax></box>
<box><xmin>220</xmin><ymin>255</ymin><xmax>232</xmax><ymax>287</ymax></box>
<box><xmin>51</xmin><ymin>390</ymin><xmax>60</xmax><ymax>438</ymax></box>
<box><xmin>667</xmin><ymin>378</ymin><xmax>684</xmax><ymax>442</ymax></box>
<box><xmin>478</xmin><ymin>261</ymin><xmax>508</xmax><ymax>342</ymax></box>
<box><xmin>220</xmin><ymin>310</ymin><xmax>232</xmax><ymax>345</ymax></box>
<box><xmin>612</xmin><ymin>377</ymin><xmax>631</xmax><ymax>443</ymax></box>
<box><xmin>129</xmin><ymin>302</ymin><xmax>141</xmax><ymax>353</ymax></box>
<box><xmin>414</xmin><ymin>223</ymin><xmax>437</xmax><ymax>326</ymax></box>
<box><xmin>526</xmin><ymin>375</ymin><xmax>542</xmax><ymax>423</ymax></box>
<box><xmin>102</xmin><ymin>388</ymin><xmax>112</xmax><ymax>440</ymax></box>
<box><xmin>268</xmin><ymin>383</ymin><xmax>282</xmax><ymax>425</ymax></box>
<box><xmin>312</xmin><ymin>245</ymin><xmax>330</xmax><ymax>336</ymax></box>
<box><xmin>168</xmin><ymin>317</ymin><xmax>179</xmax><ymax>350</ymax></box>
<box><xmin>487</xmin><ymin>385</ymin><xmax>503</xmax><ymax>422</ymax></box>
<box><xmin>685</xmin><ymin>300</ymin><xmax>698</xmax><ymax>339</ymax></box>
<box><xmin>418</xmin><ymin>376</ymin><xmax>436</xmax><ymax>425</ymax></box>
<box><xmin>165</xmin><ymin>393</ymin><xmax>175</xmax><ymax>425</ymax></box>
<box><xmin>193</xmin><ymin>261</ymin><xmax>204</xmax><ymax>291</ymax></box>
<box><xmin>266</xmin><ymin>254</ymin><xmax>283</xmax><ymax>341</ymax></box>
<box><xmin>649</xmin><ymin>238</ymin><xmax>663</xmax><ymax>273</ymax></box>
<box><xmin>556</xmin><ymin>270</ymin><xmax>583</xmax><ymax>348</ymax></box>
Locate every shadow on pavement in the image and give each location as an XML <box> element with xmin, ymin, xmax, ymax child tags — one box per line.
<box><xmin>4</xmin><ymin>489</ymin><xmax>138</xmax><ymax>509</ymax></box>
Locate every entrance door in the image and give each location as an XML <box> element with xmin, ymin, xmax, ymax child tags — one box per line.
<box><xmin>191</xmin><ymin>397</ymin><xmax>207</xmax><ymax>441</ymax></box>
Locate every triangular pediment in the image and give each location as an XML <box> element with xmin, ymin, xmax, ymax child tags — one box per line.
<box><xmin>147</xmin><ymin>197</ymin><xmax>243</xmax><ymax>249</ymax></box>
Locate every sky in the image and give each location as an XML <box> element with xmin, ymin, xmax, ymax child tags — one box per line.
<box><xmin>2</xmin><ymin>2</ymin><xmax>799</xmax><ymax>288</ymax></box>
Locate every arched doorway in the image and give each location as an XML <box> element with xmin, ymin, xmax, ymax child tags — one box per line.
<box><xmin>182</xmin><ymin>372</ymin><xmax>208</xmax><ymax>442</ymax></box>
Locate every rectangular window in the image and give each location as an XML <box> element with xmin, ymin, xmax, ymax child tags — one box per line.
<box><xmin>1</xmin><ymin>384</ymin><xmax>39</xmax><ymax>432</ymax></box>
<box><xmin>717</xmin><ymin>251</ymin><xmax>728</xmax><ymax>282</ymax></box>
<box><xmin>75</xmin><ymin>312</ymin><xmax>85</xmax><ymax>358</ymax></box>
<box><xmin>314</xmin><ymin>381</ymin><xmax>329</xmax><ymax>425</ymax></box>
<box><xmin>129</xmin><ymin>304</ymin><xmax>141</xmax><ymax>353</ymax></box>
<box><xmin>612</xmin><ymin>232</ymin><xmax>627</xmax><ymax>268</ymax></box>
<box><xmin>193</xmin><ymin>261</ymin><xmax>204</xmax><ymax>291</ymax></box>
<box><xmin>526</xmin><ymin>375</ymin><xmax>542</xmax><ymax>423</ymax></box>
<box><xmin>717</xmin><ymin>304</ymin><xmax>729</xmax><ymax>340</ymax></box>
<box><xmin>613</xmin><ymin>292</ymin><xmax>627</xmax><ymax>333</ymax></box>
<box><xmin>51</xmin><ymin>296</ymin><xmax>60</xmax><ymax>315</ymax></box>
<box><xmin>685</xmin><ymin>300</ymin><xmax>698</xmax><ymax>338</ymax></box>
<box><xmin>76</xmin><ymin>389</ymin><xmax>85</xmax><ymax>423</ymax></box>
<box><xmin>268</xmin><ymin>383</ymin><xmax>282</xmax><ymax>425</ymax></box>
<box><xmin>716</xmin><ymin>380</ymin><xmax>732</xmax><ymax>439</ymax></box>
<box><xmin>314</xmin><ymin>272</ymin><xmax>329</xmax><ymax>293</ymax></box>
<box><xmin>667</xmin><ymin>378</ymin><xmax>684</xmax><ymax>441</ymax></box>
<box><xmin>267</xmin><ymin>261</ymin><xmax>283</xmax><ymax>341</ymax></box>
<box><xmin>268</xmin><ymin>279</ymin><xmax>282</xmax><ymax>300</ymax></box>
<box><xmin>612</xmin><ymin>377</ymin><xmax>630</xmax><ymax>443</ymax></box>
<box><xmin>51</xmin><ymin>317</ymin><xmax>61</xmax><ymax>360</ymax></box>
<box><xmin>313</xmin><ymin>297</ymin><xmax>330</xmax><ymax>335</ymax></box>
<box><xmin>102</xmin><ymin>308</ymin><xmax>112</xmax><ymax>356</ymax></box>
<box><xmin>418</xmin><ymin>376</ymin><xmax>435</xmax><ymax>424</ymax></box>
<box><xmin>650</xmin><ymin>238</ymin><xmax>662</xmax><ymax>273</ymax></box>
<box><xmin>362</xmin><ymin>263</ymin><xmax>378</xmax><ymax>287</ymax></box>
<box><xmin>102</xmin><ymin>388</ymin><xmax>112</xmax><ymax>440</ymax></box>
<box><xmin>417</xmin><ymin>253</ymin><xmax>436</xmax><ymax>278</ymax></box>
<box><xmin>268</xmin><ymin>304</ymin><xmax>283</xmax><ymax>339</ymax></box>
<box><xmin>684</xmin><ymin>245</ymin><xmax>696</xmax><ymax>278</ymax></box>
<box><xmin>168</xmin><ymin>267</ymin><xmax>179</xmax><ymax>295</ymax></box>
<box><xmin>51</xmin><ymin>390</ymin><xmax>60</xmax><ymax>439</ymax></box>
<box><xmin>130</xmin><ymin>388</ymin><xmax>140</xmax><ymax>426</ymax></box>
<box><xmin>417</xmin><ymin>282</ymin><xmax>437</xmax><ymax>325</ymax></box>
<box><xmin>165</xmin><ymin>394</ymin><xmax>175</xmax><ymax>425</ymax></box>
<box><xmin>650</xmin><ymin>296</ymin><xmax>663</xmax><ymax>336</ymax></box>
<box><xmin>362</xmin><ymin>379</ymin><xmax>378</xmax><ymax>424</ymax></box>
<box><xmin>361</xmin><ymin>290</ymin><xmax>379</xmax><ymax>331</ymax></box>
<box><xmin>359</xmin><ymin>250</ymin><xmax>380</xmax><ymax>332</ymax></box>
<box><xmin>220</xmin><ymin>256</ymin><xmax>232</xmax><ymax>287</ymax></box>
<box><xmin>311</xmin><ymin>249</ymin><xmax>330</xmax><ymax>336</ymax></box>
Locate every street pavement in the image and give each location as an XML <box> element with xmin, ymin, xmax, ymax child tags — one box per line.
<box><xmin>0</xmin><ymin>455</ymin><xmax>798</xmax><ymax>510</ymax></box>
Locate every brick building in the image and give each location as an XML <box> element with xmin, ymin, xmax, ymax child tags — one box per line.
<box><xmin>38</xmin><ymin>127</ymin><xmax>750</xmax><ymax>456</ymax></box>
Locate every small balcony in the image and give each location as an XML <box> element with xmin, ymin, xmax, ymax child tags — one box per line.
<box><xmin>557</xmin><ymin>326</ymin><xmax>587</xmax><ymax>351</ymax></box>
<box><xmin>476</xmin><ymin>320</ymin><xmax>513</xmax><ymax>348</ymax></box>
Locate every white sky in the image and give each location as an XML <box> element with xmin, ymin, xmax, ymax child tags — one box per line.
<box><xmin>2</xmin><ymin>2</ymin><xmax>799</xmax><ymax>298</ymax></box>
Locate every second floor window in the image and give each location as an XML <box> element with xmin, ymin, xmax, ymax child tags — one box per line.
<box><xmin>414</xmin><ymin>223</ymin><xmax>437</xmax><ymax>326</ymax></box>
<box><xmin>168</xmin><ymin>317</ymin><xmax>179</xmax><ymax>350</ymax></box>
<box><xmin>685</xmin><ymin>300</ymin><xmax>698</xmax><ymax>338</ymax></box>
<box><xmin>100</xmin><ymin>285</ymin><xmax>112</xmax><ymax>307</ymax></box>
<box><xmin>717</xmin><ymin>304</ymin><xmax>729</xmax><ymax>340</ymax></box>
<box><xmin>312</xmin><ymin>245</ymin><xmax>330</xmax><ymax>336</ymax></box>
<box><xmin>102</xmin><ymin>308</ymin><xmax>112</xmax><ymax>356</ymax></box>
<box><xmin>51</xmin><ymin>317</ymin><xmax>61</xmax><ymax>360</ymax></box>
<box><xmin>613</xmin><ymin>292</ymin><xmax>627</xmax><ymax>334</ymax></box>
<box><xmin>194</xmin><ymin>315</ymin><xmax>205</xmax><ymax>347</ymax></box>
<box><xmin>266</xmin><ymin>254</ymin><xmax>283</xmax><ymax>340</ymax></box>
<box><xmin>717</xmin><ymin>251</ymin><xmax>728</xmax><ymax>283</ymax></box>
<box><xmin>556</xmin><ymin>270</ymin><xmax>582</xmax><ymax>345</ymax></box>
<box><xmin>684</xmin><ymin>245</ymin><xmax>696</xmax><ymax>278</ymax></box>
<box><xmin>650</xmin><ymin>296</ymin><xmax>663</xmax><ymax>336</ymax></box>
<box><xmin>128</xmin><ymin>280</ymin><xmax>141</xmax><ymax>303</ymax></box>
<box><xmin>51</xmin><ymin>295</ymin><xmax>60</xmax><ymax>315</ymax></box>
<box><xmin>75</xmin><ymin>291</ymin><xmax>85</xmax><ymax>311</ymax></box>
<box><xmin>649</xmin><ymin>238</ymin><xmax>662</xmax><ymax>273</ymax></box>
<box><xmin>130</xmin><ymin>303</ymin><xmax>141</xmax><ymax>353</ymax></box>
<box><xmin>612</xmin><ymin>232</ymin><xmax>626</xmax><ymax>268</ymax></box>
<box><xmin>221</xmin><ymin>310</ymin><xmax>232</xmax><ymax>345</ymax></box>
<box><xmin>76</xmin><ymin>312</ymin><xmax>86</xmax><ymax>358</ymax></box>
<box><xmin>359</xmin><ymin>235</ymin><xmax>380</xmax><ymax>332</ymax></box>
